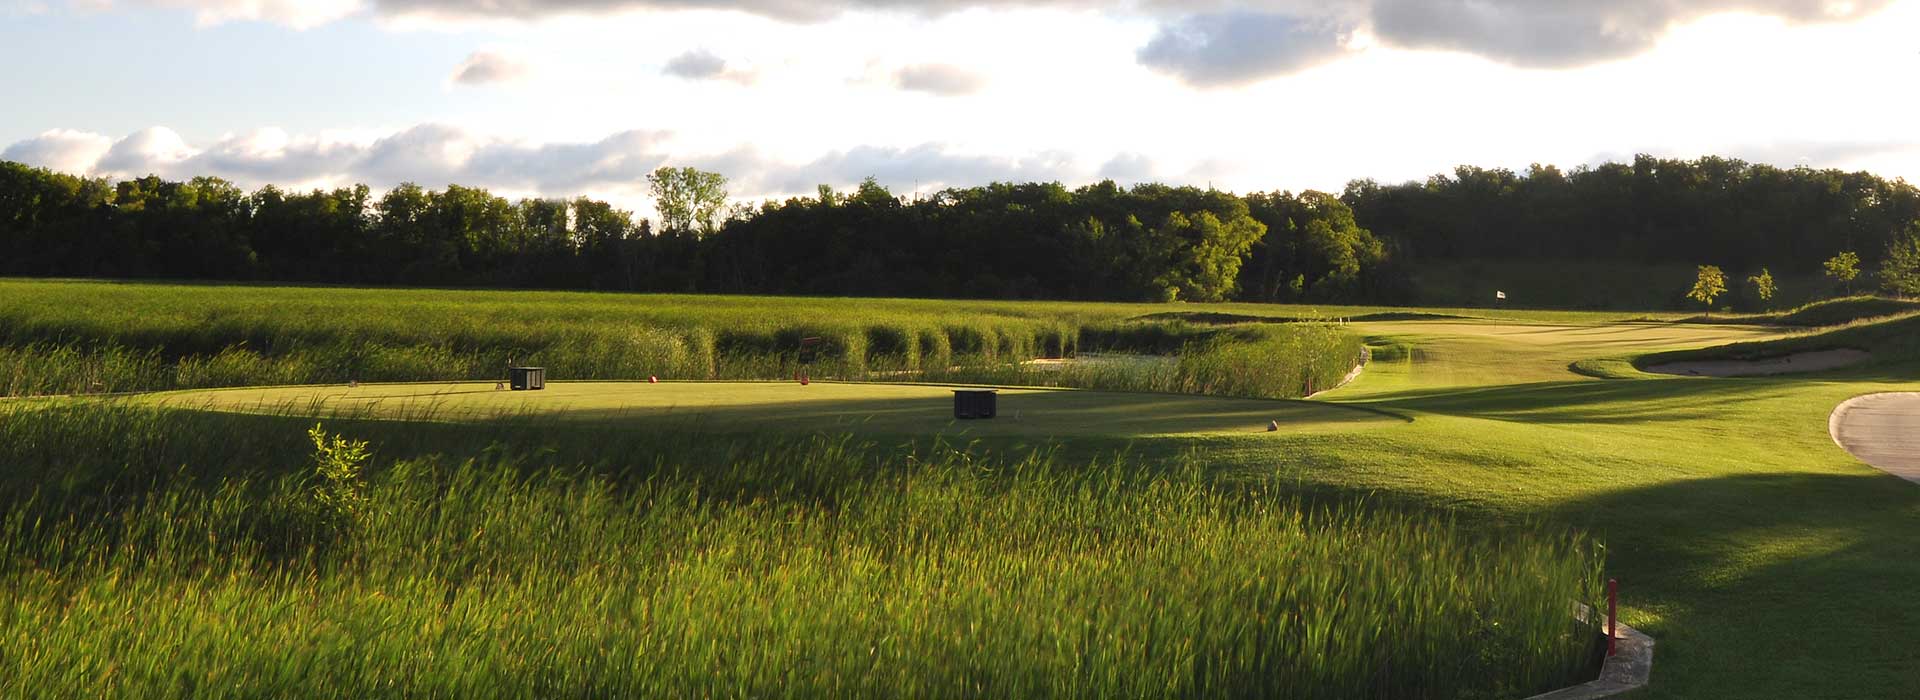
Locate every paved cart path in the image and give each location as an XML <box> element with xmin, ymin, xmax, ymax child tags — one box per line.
<box><xmin>1830</xmin><ymin>393</ymin><xmax>1920</xmax><ymax>484</ymax></box>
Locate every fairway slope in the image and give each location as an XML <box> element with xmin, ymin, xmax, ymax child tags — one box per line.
<box><xmin>1252</xmin><ymin>313</ymin><xmax>1920</xmax><ymax>698</ymax></box>
<box><xmin>1324</xmin><ymin>319</ymin><xmax>1784</xmax><ymax>396</ymax></box>
<box><xmin>1695</xmin><ymin>296</ymin><xmax>1920</xmax><ymax>327</ymax></box>
<box><xmin>1635</xmin><ymin>313</ymin><xmax>1920</xmax><ymax>377</ymax></box>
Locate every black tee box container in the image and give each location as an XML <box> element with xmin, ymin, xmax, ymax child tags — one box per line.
<box><xmin>952</xmin><ymin>389</ymin><xmax>997</xmax><ymax>419</ymax></box>
<box><xmin>509</xmin><ymin>367</ymin><xmax>546</xmax><ymax>391</ymax></box>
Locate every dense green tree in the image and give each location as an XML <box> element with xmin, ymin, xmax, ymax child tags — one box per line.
<box><xmin>249</xmin><ymin>184</ymin><xmax>371</xmax><ymax>281</ymax></box>
<box><xmin>1240</xmin><ymin>191</ymin><xmax>1391</xmax><ymax>302</ymax></box>
<box><xmin>0</xmin><ymin>162</ymin><xmax>113</xmax><ymax>276</ymax></box>
<box><xmin>1824</xmin><ymin>251</ymin><xmax>1861</xmax><ymax>295</ymax></box>
<box><xmin>647</xmin><ymin>167</ymin><xmax>729</xmax><ymax>236</ymax></box>
<box><xmin>1689</xmin><ymin>265</ymin><xmax>1727</xmax><ymax>313</ymax></box>
<box><xmin>1881</xmin><ymin>225</ymin><xmax>1920</xmax><ymax>297</ymax></box>
<box><xmin>1151</xmin><ymin>210</ymin><xmax>1265</xmax><ymax>302</ymax></box>
<box><xmin>1343</xmin><ymin>155</ymin><xmax>1920</xmax><ymax>277</ymax></box>
<box><xmin>1746</xmin><ymin>268</ymin><xmax>1777</xmax><ymax>309</ymax></box>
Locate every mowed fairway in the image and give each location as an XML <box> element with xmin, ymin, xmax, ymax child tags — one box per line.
<box><xmin>144</xmin><ymin>380</ymin><xmax>1401</xmax><ymax>437</ymax></box>
<box><xmin>1224</xmin><ymin>316</ymin><xmax>1920</xmax><ymax>698</ymax></box>
<box><xmin>1339</xmin><ymin>319</ymin><xmax>1784</xmax><ymax>392</ymax></box>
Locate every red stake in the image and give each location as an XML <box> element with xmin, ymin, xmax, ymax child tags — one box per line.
<box><xmin>1607</xmin><ymin>578</ymin><xmax>1619</xmax><ymax>657</ymax></box>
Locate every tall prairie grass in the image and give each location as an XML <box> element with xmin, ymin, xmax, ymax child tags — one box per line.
<box><xmin>927</xmin><ymin>323</ymin><xmax>1364</xmax><ymax>398</ymax></box>
<box><xmin>0</xmin><ymin>280</ymin><xmax>1364</xmax><ymax>399</ymax></box>
<box><xmin>0</xmin><ymin>404</ymin><xmax>1604</xmax><ymax>699</ymax></box>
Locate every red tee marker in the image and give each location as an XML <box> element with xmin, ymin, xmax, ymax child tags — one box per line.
<box><xmin>1607</xmin><ymin>578</ymin><xmax>1619</xmax><ymax>656</ymax></box>
<box><xmin>649</xmin><ymin>376</ymin><xmax>658</xmax><ymax>383</ymax></box>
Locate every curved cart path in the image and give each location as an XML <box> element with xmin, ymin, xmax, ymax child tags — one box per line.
<box><xmin>1830</xmin><ymin>393</ymin><xmax>1920</xmax><ymax>484</ymax></box>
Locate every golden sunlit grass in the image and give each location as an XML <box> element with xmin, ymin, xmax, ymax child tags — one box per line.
<box><xmin>0</xmin><ymin>406</ymin><xmax>1601</xmax><ymax>699</ymax></box>
<box><xmin>7</xmin><ymin>278</ymin><xmax>1920</xmax><ymax>698</ymax></box>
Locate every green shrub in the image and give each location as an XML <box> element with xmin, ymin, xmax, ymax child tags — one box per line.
<box><xmin>865</xmin><ymin>324</ymin><xmax>920</xmax><ymax>371</ymax></box>
<box><xmin>681</xmin><ymin>326</ymin><xmax>718</xmax><ymax>378</ymax></box>
<box><xmin>995</xmin><ymin>326</ymin><xmax>1034</xmax><ymax>361</ymax></box>
<box><xmin>1079</xmin><ymin>321</ymin><xmax>1216</xmax><ymax>354</ymax></box>
<box><xmin>945</xmin><ymin>322</ymin><xmax>994</xmax><ymax>358</ymax></box>
<box><xmin>1178</xmin><ymin>324</ymin><xmax>1365</xmax><ymax>398</ymax></box>
<box><xmin>715</xmin><ymin>327</ymin><xmax>780</xmax><ymax>358</ymax></box>
<box><xmin>307</xmin><ymin>423</ymin><xmax>371</xmax><ymax>536</ymax></box>
<box><xmin>1367</xmin><ymin>341</ymin><xmax>1413</xmax><ymax>363</ymax></box>
<box><xmin>1040</xmin><ymin>322</ymin><xmax>1079</xmax><ymax>358</ymax></box>
<box><xmin>916</xmin><ymin>327</ymin><xmax>953</xmax><ymax>371</ymax></box>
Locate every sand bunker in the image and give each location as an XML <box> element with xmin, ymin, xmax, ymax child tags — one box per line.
<box><xmin>1643</xmin><ymin>349</ymin><xmax>1870</xmax><ymax>377</ymax></box>
<box><xmin>1830</xmin><ymin>393</ymin><xmax>1920</xmax><ymax>484</ymax></box>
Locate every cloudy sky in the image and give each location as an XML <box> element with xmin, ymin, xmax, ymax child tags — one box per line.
<box><xmin>2</xmin><ymin>0</ymin><xmax>1917</xmax><ymax>212</ymax></box>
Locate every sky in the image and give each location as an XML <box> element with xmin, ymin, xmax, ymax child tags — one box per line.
<box><xmin>2</xmin><ymin>0</ymin><xmax>1918</xmax><ymax>213</ymax></box>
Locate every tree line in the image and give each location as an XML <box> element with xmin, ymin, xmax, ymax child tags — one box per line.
<box><xmin>1342</xmin><ymin>154</ymin><xmax>1920</xmax><ymax>275</ymax></box>
<box><xmin>0</xmin><ymin>161</ymin><xmax>1396</xmax><ymax>302</ymax></box>
<box><xmin>4</xmin><ymin>153</ymin><xmax>1918</xmax><ymax>304</ymax></box>
<box><xmin>706</xmin><ymin>179</ymin><xmax>1399</xmax><ymax>302</ymax></box>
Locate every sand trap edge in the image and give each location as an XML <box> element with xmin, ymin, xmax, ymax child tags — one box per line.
<box><xmin>1643</xmin><ymin>349</ymin><xmax>1870</xmax><ymax>377</ymax></box>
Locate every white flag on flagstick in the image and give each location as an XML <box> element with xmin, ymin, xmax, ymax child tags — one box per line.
<box><xmin>1496</xmin><ymin>291</ymin><xmax>1507</xmax><ymax>300</ymax></box>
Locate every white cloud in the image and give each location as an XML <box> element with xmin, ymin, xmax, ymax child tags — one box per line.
<box><xmin>8</xmin><ymin>1</ymin><xmax>1920</xmax><ymax>212</ymax></box>
<box><xmin>97</xmin><ymin>0</ymin><xmax>1898</xmax><ymax>77</ymax></box>
<box><xmin>116</xmin><ymin>0</ymin><xmax>364</xmax><ymax>28</ymax></box>
<box><xmin>4</xmin><ymin>124</ymin><xmax>653</xmax><ymax>193</ymax></box>
<box><xmin>1367</xmin><ymin>0</ymin><xmax>1892</xmax><ymax>68</ymax></box>
<box><xmin>463</xmin><ymin>129</ymin><xmax>671</xmax><ymax>192</ymax></box>
<box><xmin>187</xmin><ymin>127</ymin><xmax>365</xmax><ymax>185</ymax></box>
<box><xmin>1</xmin><ymin>129</ymin><xmax>114</xmax><ymax>174</ymax></box>
<box><xmin>450</xmin><ymin>50</ymin><xmax>532</xmax><ymax>86</ymax></box>
<box><xmin>1137</xmin><ymin>12</ymin><xmax>1351</xmax><ymax>86</ymax></box>
<box><xmin>1098</xmin><ymin>152</ymin><xmax>1155</xmax><ymax>183</ymax></box>
<box><xmin>757</xmin><ymin>143</ymin><xmax>1083</xmax><ymax>194</ymax></box>
<box><xmin>3</xmin><ymin>123</ymin><xmax>1131</xmax><ymax>208</ymax></box>
<box><xmin>368</xmin><ymin>0</ymin><xmax>1048</xmax><ymax>24</ymax></box>
<box><xmin>662</xmin><ymin>49</ymin><xmax>756</xmax><ymax>84</ymax></box>
<box><xmin>97</xmin><ymin>126</ymin><xmax>199</xmax><ymax>176</ymax></box>
<box><xmin>663</xmin><ymin>49</ymin><xmax>725</xmax><ymax>79</ymax></box>
<box><xmin>894</xmin><ymin>63</ymin><xmax>986</xmax><ymax>96</ymax></box>
<box><xmin>350</xmin><ymin>124</ymin><xmax>484</xmax><ymax>184</ymax></box>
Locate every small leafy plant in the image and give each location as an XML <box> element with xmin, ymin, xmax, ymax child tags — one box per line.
<box><xmin>308</xmin><ymin>423</ymin><xmax>371</xmax><ymax>534</ymax></box>
<box><xmin>1688</xmin><ymin>265</ymin><xmax>1727</xmax><ymax>315</ymax></box>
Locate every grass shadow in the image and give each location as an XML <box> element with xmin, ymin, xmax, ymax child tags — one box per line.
<box><xmin>1338</xmin><ymin>377</ymin><xmax>1802</xmax><ymax>425</ymax></box>
<box><xmin>1548</xmin><ymin>471</ymin><xmax>1920</xmax><ymax>697</ymax></box>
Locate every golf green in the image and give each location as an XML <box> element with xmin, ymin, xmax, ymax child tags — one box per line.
<box><xmin>143</xmin><ymin>380</ymin><xmax>1403</xmax><ymax>437</ymax></box>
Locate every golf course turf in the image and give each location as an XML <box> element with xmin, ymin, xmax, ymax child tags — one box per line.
<box><xmin>9</xmin><ymin>282</ymin><xmax>1920</xmax><ymax>698</ymax></box>
<box><xmin>116</xmin><ymin>313</ymin><xmax>1920</xmax><ymax>696</ymax></box>
<box><xmin>1297</xmin><ymin>317</ymin><xmax>1920</xmax><ymax>698</ymax></box>
<box><xmin>143</xmin><ymin>380</ymin><xmax>1403</xmax><ymax>437</ymax></box>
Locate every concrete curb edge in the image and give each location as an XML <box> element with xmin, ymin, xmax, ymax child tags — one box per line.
<box><xmin>1523</xmin><ymin>621</ymin><xmax>1654</xmax><ymax>700</ymax></box>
